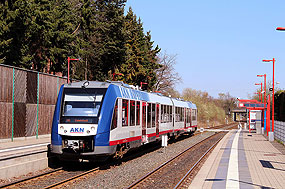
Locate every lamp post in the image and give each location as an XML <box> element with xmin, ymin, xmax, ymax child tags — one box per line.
<box><xmin>254</xmin><ymin>92</ymin><xmax>261</xmax><ymax>101</ymax></box>
<box><xmin>67</xmin><ymin>57</ymin><xmax>79</xmax><ymax>84</ymax></box>
<box><xmin>262</xmin><ymin>58</ymin><xmax>275</xmax><ymax>140</ymax></box>
<box><xmin>257</xmin><ymin>74</ymin><xmax>267</xmax><ymax>105</ymax></box>
<box><xmin>112</xmin><ymin>73</ymin><xmax>123</xmax><ymax>81</ymax></box>
<box><xmin>255</xmin><ymin>83</ymin><xmax>263</xmax><ymax>102</ymax></box>
<box><xmin>276</xmin><ymin>27</ymin><xmax>285</xmax><ymax>31</ymax></box>
<box><xmin>140</xmin><ymin>82</ymin><xmax>148</xmax><ymax>89</ymax></box>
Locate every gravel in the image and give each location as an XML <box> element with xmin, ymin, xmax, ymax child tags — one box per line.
<box><xmin>66</xmin><ymin>131</ymin><xmax>216</xmax><ymax>189</ymax></box>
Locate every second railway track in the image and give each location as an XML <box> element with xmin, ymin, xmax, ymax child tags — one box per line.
<box><xmin>126</xmin><ymin>126</ymin><xmax>236</xmax><ymax>189</ymax></box>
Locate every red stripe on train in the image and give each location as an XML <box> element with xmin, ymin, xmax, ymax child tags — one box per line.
<box><xmin>146</xmin><ymin>133</ymin><xmax>156</xmax><ymax>137</ymax></box>
<box><xmin>109</xmin><ymin>136</ymin><xmax>142</xmax><ymax>146</ymax></box>
<box><xmin>159</xmin><ymin>130</ymin><xmax>173</xmax><ymax>135</ymax></box>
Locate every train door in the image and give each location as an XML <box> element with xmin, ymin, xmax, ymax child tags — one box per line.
<box><xmin>189</xmin><ymin>108</ymin><xmax>192</xmax><ymax>128</ymax></box>
<box><xmin>184</xmin><ymin>108</ymin><xmax>187</xmax><ymax>129</ymax></box>
<box><xmin>156</xmin><ymin>103</ymin><xmax>160</xmax><ymax>136</ymax></box>
<box><xmin>142</xmin><ymin>101</ymin><xmax>147</xmax><ymax>141</ymax></box>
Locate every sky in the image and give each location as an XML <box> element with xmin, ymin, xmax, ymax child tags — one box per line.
<box><xmin>125</xmin><ymin>0</ymin><xmax>285</xmax><ymax>99</ymax></box>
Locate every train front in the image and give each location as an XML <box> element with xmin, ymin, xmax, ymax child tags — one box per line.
<box><xmin>50</xmin><ymin>81</ymin><xmax>116</xmax><ymax>161</ymax></box>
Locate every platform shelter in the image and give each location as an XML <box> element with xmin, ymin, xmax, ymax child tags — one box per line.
<box><xmin>232</xmin><ymin>99</ymin><xmax>267</xmax><ymax>134</ymax></box>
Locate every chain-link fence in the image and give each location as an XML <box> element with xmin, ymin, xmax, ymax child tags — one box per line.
<box><xmin>274</xmin><ymin>121</ymin><xmax>285</xmax><ymax>144</ymax></box>
<box><xmin>0</xmin><ymin>64</ymin><xmax>67</xmax><ymax>140</ymax></box>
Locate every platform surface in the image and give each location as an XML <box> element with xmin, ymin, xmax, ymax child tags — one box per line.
<box><xmin>0</xmin><ymin>135</ymin><xmax>50</xmax><ymax>158</ymax></box>
<box><xmin>190</xmin><ymin>129</ymin><xmax>285</xmax><ymax>189</ymax></box>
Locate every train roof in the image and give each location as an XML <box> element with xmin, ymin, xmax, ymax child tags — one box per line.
<box><xmin>63</xmin><ymin>81</ymin><xmax>196</xmax><ymax>108</ymax></box>
<box><xmin>64</xmin><ymin>80</ymin><xmax>112</xmax><ymax>88</ymax></box>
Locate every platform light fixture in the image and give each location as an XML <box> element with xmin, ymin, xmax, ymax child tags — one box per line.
<box><xmin>140</xmin><ymin>82</ymin><xmax>148</xmax><ymax>89</ymax></box>
<box><xmin>112</xmin><ymin>73</ymin><xmax>123</xmax><ymax>81</ymax></box>
<box><xmin>255</xmin><ymin>83</ymin><xmax>263</xmax><ymax>102</ymax></box>
<box><xmin>257</xmin><ymin>74</ymin><xmax>267</xmax><ymax>104</ymax></box>
<box><xmin>262</xmin><ymin>58</ymin><xmax>275</xmax><ymax>133</ymax></box>
<box><xmin>68</xmin><ymin>57</ymin><xmax>80</xmax><ymax>84</ymax></box>
<box><xmin>276</xmin><ymin>27</ymin><xmax>285</xmax><ymax>31</ymax></box>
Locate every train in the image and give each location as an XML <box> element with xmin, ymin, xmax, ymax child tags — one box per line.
<box><xmin>50</xmin><ymin>80</ymin><xmax>197</xmax><ymax>162</ymax></box>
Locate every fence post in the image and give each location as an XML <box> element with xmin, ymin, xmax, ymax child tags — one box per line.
<box><xmin>11</xmin><ymin>68</ymin><xmax>15</xmax><ymax>141</ymax></box>
<box><xmin>57</xmin><ymin>76</ymin><xmax>59</xmax><ymax>95</ymax></box>
<box><xmin>36</xmin><ymin>72</ymin><xmax>39</xmax><ymax>139</ymax></box>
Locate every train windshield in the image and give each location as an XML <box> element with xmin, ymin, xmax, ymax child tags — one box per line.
<box><xmin>60</xmin><ymin>88</ymin><xmax>106</xmax><ymax>124</ymax></box>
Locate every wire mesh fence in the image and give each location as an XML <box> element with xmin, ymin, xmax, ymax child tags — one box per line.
<box><xmin>274</xmin><ymin>121</ymin><xmax>285</xmax><ymax>144</ymax></box>
<box><xmin>0</xmin><ymin>64</ymin><xmax>68</xmax><ymax>140</ymax></box>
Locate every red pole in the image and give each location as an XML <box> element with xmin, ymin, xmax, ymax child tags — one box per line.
<box><xmin>67</xmin><ymin>57</ymin><xmax>70</xmax><ymax>84</ymax></box>
<box><xmin>272</xmin><ymin>58</ymin><xmax>275</xmax><ymax>132</ymax></box>
<box><xmin>261</xmin><ymin>83</ymin><xmax>263</xmax><ymax>103</ymax></box>
<box><xmin>249</xmin><ymin>110</ymin><xmax>251</xmax><ymax>133</ymax></box>
<box><xmin>264</xmin><ymin>74</ymin><xmax>266</xmax><ymax>106</ymax></box>
<box><xmin>267</xmin><ymin>95</ymin><xmax>270</xmax><ymax>136</ymax></box>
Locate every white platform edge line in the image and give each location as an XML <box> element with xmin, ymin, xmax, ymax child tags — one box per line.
<box><xmin>226</xmin><ymin>129</ymin><xmax>241</xmax><ymax>188</ymax></box>
<box><xmin>0</xmin><ymin>143</ymin><xmax>49</xmax><ymax>153</ymax></box>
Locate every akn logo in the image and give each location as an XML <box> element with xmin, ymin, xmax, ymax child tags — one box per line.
<box><xmin>70</xmin><ymin>128</ymin><xmax>84</xmax><ymax>133</ymax></box>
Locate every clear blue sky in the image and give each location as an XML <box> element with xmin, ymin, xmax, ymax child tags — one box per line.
<box><xmin>125</xmin><ymin>0</ymin><xmax>285</xmax><ymax>99</ymax></box>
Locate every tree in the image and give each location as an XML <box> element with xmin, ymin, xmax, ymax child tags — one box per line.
<box><xmin>217</xmin><ymin>92</ymin><xmax>236</xmax><ymax>116</ymax></box>
<box><xmin>154</xmin><ymin>52</ymin><xmax>181</xmax><ymax>95</ymax></box>
<box><xmin>182</xmin><ymin>88</ymin><xmax>226</xmax><ymax>125</ymax></box>
<box><xmin>85</xmin><ymin>0</ymin><xmax>127</xmax><ymax>81</ymax></box>
<box><xmin>119</xmin><ymin>7</ymin><xmax>160</xmax><ymax>90</ymax></box>
<box><xmin>0</xmin><ymin>0</ymin><xmax>80</xmax><ymax>73</ymax></box>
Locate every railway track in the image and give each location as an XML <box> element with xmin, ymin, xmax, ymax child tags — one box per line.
<box><xmin>0</xmin><ymin>163</ymin><xmax>100</xmax><ymax>189</ymax></box>
<box><xmin>0</xmin><ymin>123</ymin><xmax>236</xmax><ymax>188</ymax></box>
<box><xmin>126</xmin><ymin>124</ymin><xmax>236</xmax><ymax>189</ymax></box>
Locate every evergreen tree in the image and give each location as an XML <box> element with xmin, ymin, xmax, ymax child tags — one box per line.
<box><xmin>122</xmin><ymin>7</ymin><xmax>160</xmax><ymax>90</ymax></box>
<box><xmin>0</xmin><ymin>0</ymin><xmax>162</xmax><ymax>90</ymax></box>
<box><xmin>0</xmin><ymin>0</ymin><xmax>80</xmax><ymax>72</ymax></box>
<box><xmin>87</xmin><ymin>0</ymin><xmax>127</xmax><ymax>81</ymax></box>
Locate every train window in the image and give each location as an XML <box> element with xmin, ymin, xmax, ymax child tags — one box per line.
<box><xmin>174</xmin><ymin>107</ymin><xmax>178</xmax><ymax>122</ymax></box>
<box><xmin>152</xmin><ymin>103</ymin><xmax>156</xmax><ymax>127</ymax></box>
<box><xmin>192</xmin><ymin>109</ymin><xmax>197</xmax><ymax>121</ymax></box>
<box><xmin>175</xmin><ymin>107</ymin><xmax>179</xmax><ymax>122</ymax></box>
<box><xmin>142</xmin><ymin>102</ymin><xmax>147</xmax><ymax>130</ymax></box>
<box><xmin>189</xmin><ymin>109</ymin><xmax>192</xmax><ymax>123</ymax></box>
<box><xmin>136</xmin><ymin>101</ymin><xmax>140</xmax><ymax>126</ymax></box>
<box><xmin>180</xmin><ymin>107</ymin><xmax>183</xmax><ymax>122</ymax></box>
<box><xmin>164</xmin><ymin>105</ymin><xmax>167</xmax><ymax>122</ymax></box>
<box><xmin>122</xmin><ymin>99</ymin><xmax>129</xmax><ymax>127</ymax></box>
<box><xmin>170</xmin><ymin>106</ymin><xmax>172</xmax><ymax>122</ymax></box>
<box><xmin>111</xmin><ymin>100</ymin><xmax>118</xmax><ymax>130</ymax></box>
<box><xmin>161</xmin><ymin>105</ymin><xmax>164</xmax><ymax>123</ymax></box>
<box><xmin>61</xmin><ymin>88</ymin><xmax>106</xmax><ymax>124</ymax></box>
<box><xmin>168</xmin><ymin>105</ymin><xmax>171</xmax><ymax>122</ymax></box>
<box><xmin>164</xmin><ymin>105</ymin><xmax>166</xmax><ymax>123</ymax></box>
<box><xmin>130</xmin><ymin>100</ymin><xmax>135</xmax><ymax>126</ymax></box>
<box><xmin>182</xmin><ymin>108</ymin><xmax>185</xmax><ymax>122</ymax></box>
<box><xmin>187</xmin><ymin>109</ymin><xmax>190</xmax><ymax>123</ymax></box>
<box><xmin>193</xmin><ymin>110</ymin><xmax>197</xmax><ymax>121</ymax></box>
<box><xmin>147</xmin><ymin>103</ymin><xmax>152</xmax><ymax>128</ymax></box>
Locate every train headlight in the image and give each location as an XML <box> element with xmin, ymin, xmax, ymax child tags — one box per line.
<box><xmin>91</xmin><ymin>126</ymin><xmax>95</xmax><ymax>131</ymax></box>
<box><xmin>60</xmin><ymin>126</ymin><xmax>64</xmax><ymax>130</ymax></box>
<box><xmin>87</xmin><ymin>130</ymin><xmax>90</xmax><ymax>134</ymax></box>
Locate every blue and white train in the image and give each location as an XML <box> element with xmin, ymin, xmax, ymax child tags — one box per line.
<box><xmin>50</xmin><ymin>80</ymin><xmax>197</xmax><ymax>161</ymax></box>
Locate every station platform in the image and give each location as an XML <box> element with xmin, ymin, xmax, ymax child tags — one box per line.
<box><xmin>0</xmin><ymin>135</ymin><xmax>50</xmax><ymax>179</ymax></box>
<box><xmin>0</xmin><ymin>135</ymin><xmax>50</xmax><ymax>156</ymax></box>
<box><xmin>190</xmin><ymin>129</ymin><xmax>285</xmax><ymax>189</ymax></box>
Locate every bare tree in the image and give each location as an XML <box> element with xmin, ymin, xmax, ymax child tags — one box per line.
<box><xmin>154</xmin><ymin>52</ymin><xmax>182</xmax><ymax>95</ymax></box>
